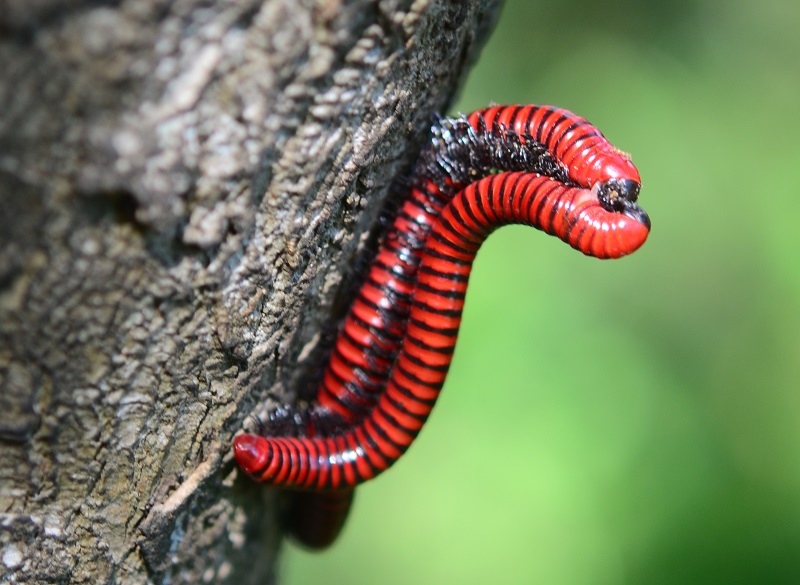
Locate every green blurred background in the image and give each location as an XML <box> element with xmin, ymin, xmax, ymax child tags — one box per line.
<box><xmin>285</xmin><ymin>0</ymin><xmax>800</xmax><ymax>582</ymax></box>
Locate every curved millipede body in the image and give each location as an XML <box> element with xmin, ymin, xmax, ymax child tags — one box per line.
<box><xmin>278</xmin><ymin>111</ymin><xmax>565</xmax><ymax>548</ymax></box>
<box><xmin>235</xmin><ymin>171</ymin><xmax>649</xmax><ymax>490</ymax></box>
<box><xmin>467</xmin><ymin>105</ymin><xmax>643</xmax><ymax>210</ymax></box>
<box><xmin>312</xmin><ymin>116</ymin><xmax>565</xmax><ymax>430</ymax></box>
<box><xmin>238</xmin><ymin>105</ymin><xmax>649</xmax><ymax>548</ymax></box>
<box><xmin>311</xmin><ymin>104</ymin><xmax>645</xmax><ymax>435</ymax></box>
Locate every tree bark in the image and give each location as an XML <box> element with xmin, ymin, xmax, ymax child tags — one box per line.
<box><xmin>0</xmin><ymin>0</ymin><xmax>502</xmax><ymax>583</ymax></box>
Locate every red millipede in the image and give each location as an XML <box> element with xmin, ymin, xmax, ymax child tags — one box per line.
<box><xmin>235</xmin><ymin>170</ymin><xmax>649</xmax><ymax>490</ymax></box>
<box><xmin>238</xmin><ymin>105</ymin><xmax>649</xmax><ymax>548</ymax></box>
<box><xmin>312</xmin><ymin>118</ymin><xmax>562</xmax><ymax>429</ymax></box>
<box><xmin>468</xmin><ymin>105</ymin><xmax>642</xmax><ymax>205</ymax></box>
<box><xmin>279</xmin><ymin>110</ymin><xmax>565</xmax><ymax>548</ymax></box>
<box><xmin>308</xmin><ymin>105</ymin><xmax>645</xmax><ymax>436</ymax></box>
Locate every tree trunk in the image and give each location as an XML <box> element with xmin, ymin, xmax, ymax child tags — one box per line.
<box><xmin>0</xmin><ymin>0</ymin><xmax>501</xmax><ymax>582</ymax></box>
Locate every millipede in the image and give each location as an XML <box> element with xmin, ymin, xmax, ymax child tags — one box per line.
<box><xmin>236</xmin><ymin>105</ymin><xmax>650</xmax><ymax>548</ymax></box>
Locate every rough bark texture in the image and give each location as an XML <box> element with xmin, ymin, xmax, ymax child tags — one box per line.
<box><xmin>0</xmin><ymin>0</ymin><xmax>501</xmax><ymax>583</ymax></box>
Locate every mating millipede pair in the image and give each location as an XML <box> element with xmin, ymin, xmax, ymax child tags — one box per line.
<box><xmin>235</xmin><ymin>105</ymin><xmax>650</xmax><ymax>548</ymax></box>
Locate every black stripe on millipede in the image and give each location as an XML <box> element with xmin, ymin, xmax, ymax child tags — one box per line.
<box><xmin>551</xmin><ymin>120</ymin><xmax>593</xmax><ymax>153</ymax></box>
<box><xmin>520</xmin><ymin>106</ymin><xmax>541</xmax><ymax>144</ymax></box>
<box><xmin>439</xmin><ymin>205</ymin><xmax>484</xmax><ymax>244</ymax></box>
<box><xmin>371</xmin><ymin>257</ymin><xmax>418</xmax><ymax>285</ymax></box>
<box><xmin>348</xmin><ymin>314</ymin><xmax>403</xmax><ymax>345</ymax></box>
<box><xmin>345</xmin><ymin>334</ymin><xmax>397</xmax><ymax>364</ymax></box>
<box><xmin>365</xmin><ymin>259</ymin><xmax>414</xmax><ymax>295</ymax></box>
<box><xmin>537</xmin><ymin>108</ymin><xmax>564</xmax><ymax>145</ymax></box>
<box><xmin>384</xmin><ymin>391</ymin><xmax>429</xmax><ymax>423</ymax></box>
<box><xmin>514</xmin><ymin>175</ymin><xmax>540</xmax><ymax>218</ymax></box>
<box><xmin>318</xmin><ymin>442</ymin><xmax>336</xmax><ymax>490</ymax></box>
<box><xmin>338</xmin><ymin>435</ymin><xmax>357</xmax><ymax>487</ymax></box>
<box><xmin>330</xmin><ymin>347</ymin><xmax>384</xmax><ymax>389</ymax></box>
<box><xmin>542</xmin><ymin>112</ymin><xmax>569</xmax><ymax>148</ymax></box>
<box><xmin>354</xmin><ymin>426</ymin><xmax>384</xmax><ymax>476</ymax></box>
<box><xmin>525</xmin><ymin>174</ymin><xmax>552</xmax><ymax>219</ymax></box>
<box><xmin>403</xmin><ymin>350</ymin><xmax>451</xmax><ymax>373</ymax></box>
<box><xmin>356</xmin><ymin>292</ymin><xmax>408</xmax><ymax>320</ymax></box>
<box><xmin>389</xmin><ymin>374</ymin><xmax>439</xmax><ymax>407</ymax></box>
<box><xmin>394</xmin><ymin>209</ymin><xmax>433</xmax><ymax>246</ymax></box>
<box><xmin>563</xmin><ymin>192</ymin><xmax>593</xmax><ymax>244</ymax></box>
<box><xmin>422</xmin><ymin>245</ymin><xmax>473</xmax><ymax>266</ymax></box>
<box><xmin>480</xmin><ymin>108</ymin><xmax>499</xmax><ymax>131</ymax></box>
<box><xmin>429</xmin><ymin>229</ymin><xmax>476</xmax><ymax>256</ymax></box>
<box><xmin>528</xmin><ymin>106</ymin><xmax>549</xmax><ymax>144</ymax></box>
<box><xmin>472</xmin><ymin>177</ymin><xmax>494</xmax><ymax>227</ymax></box>
<box><xmin>293</xmin><ymin>439</ymin><xmax>313</xmax><ymax>485</ymax></box>
<box><xmin>395</xmin><ymin>205</ymin><xmax>432</xmax><ymax>228</ymax></box>
<box><xmin>409</xmin><ymin>186</ymin><xmax>447</xmax><ymax>215</ymax></box>
<box><xmin>372</xmin><ymin>245</ymin><xmax>421</xmax><ymax>274</ymax></box>
<box><xmin>503</xmin><ymin>105</ymin><xmax>524</xmax><ymax>134</ymax></box>
<box><xmin>528</xmin><ymin>180</ymin><xmax>563</xmax><ymax>231</ymax></box>
<box><xmin>414</xmin><ymin>280</ymin><xmax>466</xmax><ymax>300</ymax></box>
<box><xmin>374</xmin><ymin>401</ymin><xmax>423</xmax><ymax>436</ymax></box>
<box><xmin>394</xmin><ymin>358</ymin><xmax>452</xmax><ymax>390</ymax></box>
<box><xmin>489</xmin><ymin>172</ymin><xmax>509</xmax><ymax>215</ymax></box>
<box><xmin>343</xmin><ymin>324</ymin><xmax>403</xmax><ymax>353</ymax></box>
<box><xmin>370</xmin><ymin>404</ymin><xmax>414</xmax><ymax>450</ymax></box>
<box><xmin>381</xmin><ymin>238</ymin><xmax>417</xmax><ymax>266</ymax></box>
<box><xmin>547</xmin><ymin>184</ymin><xmax>574</xmax><ymax>234</ymax></box>
<box><xmin>410</xmin><ymin>296</ymin><xmax>464</xmax><ymax>319</ymax></box>
<box><xmin>404</xmin><ymin>331</ymin><xmax>458</xmax><ymax>355</ymax></box>
<box><xmin>340</xmin><ymin>327</ymin><xmax>393</xmax><ymax>361</ymax></box>
<box><xmin>408</xmin><ymin>315</ymin><xmax>460</xmax><ymax>336</ymax></box>
<box><xmin>495</xmin><ymin>171</ymin><xmax>517</xmax><ymax>218</ymax></box>
<box><xmin>508</xmin><ymin>104</ymin><xmax>525</xmax><ymax>124</ymax></box>
<box><xmin>458</xmin><ymin>180</ymin><xmax>488</xmax><ymax>233</ymax></box>
<box><xmin>329</xmin><ymin>346</ymin><xmax>373</xmax><ymax>379</ymax></box>
<box><xmin>417</xmin><ymin>264</ymin><xmax>469</xmax><ymax>282</ymax></box>
<box><xmin>324</xmin><ymin>367</ymin><xmax>378</xmax><ymax>403</ymax></box>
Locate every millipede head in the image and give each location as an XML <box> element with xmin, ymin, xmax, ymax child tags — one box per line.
<box><xmin>593</xmin><ymin>179</ymin><xmax>651</xmax><ymax>230</ymax></box>
<box><xmin>594</xmin><ymin>178</ymin><xmax>640</xmax><ymax>204</ymax></box>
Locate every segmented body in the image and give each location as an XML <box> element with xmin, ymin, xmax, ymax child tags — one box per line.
<box><xmin>236</xmin><ymin>170</ymin><xmax>649</xmax><ymax>489</ymax></box>
<box><xmin>237</xmin><ymin>105</ymin><xmax>650</xmax><ymax>547</ymax></box>
<box><xmin>282</xmin><ymin>114</ymin><xmax>562</xmax><ymax>549</ymax></box>
<box><xmin>314</xmin><ymin>116</ymin><xmax>564</xmax><ymax>429</ymax></box>
<box><xmin>312</xmin><ymin>105</ymin><xmax>644</xmax><ymax>434</ymax></box>
<box><xmin>468</xmin><ymin>105</ymin><xmax>641</xmax><ymax>188</ymax></box>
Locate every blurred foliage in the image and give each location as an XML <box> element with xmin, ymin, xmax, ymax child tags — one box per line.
<box><xmin>284</xmin><ymin>0</ymin><xmax>800</xmax><ymax>582</ymax></box>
